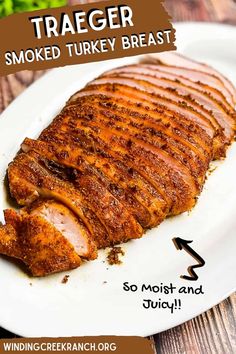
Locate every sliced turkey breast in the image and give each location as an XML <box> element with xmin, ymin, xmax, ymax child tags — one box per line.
<box><xmin>0</xmin><ymin>209</ymin><xmax>82</xmax><ymax>276</ymax></box>
<box><xmin>145</xmin><ymin>52</ymin><xmax>236</xmax><ymax>105</ymax></box>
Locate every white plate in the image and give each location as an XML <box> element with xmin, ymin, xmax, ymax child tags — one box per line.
<box><xmin>0</xmin><ymin>23</ymin><xmax>236</xmax><ymax>338</ymax></box>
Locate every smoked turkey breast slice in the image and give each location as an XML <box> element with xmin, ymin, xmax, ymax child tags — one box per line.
<box><xmin>70</xmin><ymin>86</ymin><xmax>213</xmax><ymax>156</ymax></box>
<box><xmin>145</xmin><ymin>52</ymin><xmax>236</xmax><ymax>105</ymax></box>
<box><xmin>71</xmin><ymin>83</ymin><xmax>216</xmax><ymax>151</ymax></box>
<box><xmin>42</xmin><ymin>101</ymin><xmax>198</xmax><ymax>215</ymax></box>
<box><xmin>103</xmin><ymin>72</ymin><xmax>235</xmax><ymax>145</ymax></box>
<box><xmin>0</xmin><ymin>209</ymin><xmax>82</xmax><ymax>276</ymax></box>
<box><xmin>85</xmin><ymin>78</ymin><xmax>225</xmax><ymax>158</ymax></box>
<box><xmin>67</xmin><ymin>94</ymin><xmax>211</xmax><ymax>186</ymax></box>
<box><xmin>23</xmin><ymin>136</ymin><xmax>169</xmax><ymax>229</ymax></box>
<box><xmin>22</xmin><ymin>138</ymin><xmax>159</xmax><ymax>229</ymax></box>
<box><xmin>24</xmin><ymin>200</ymin><xmax>97</xmax><ymax>260</ymax></box>
<box><xmin>8</xmin><ymin>151</ymin><xmax>143</xmax><ymax>248</ymax></box>
<box><xmin>106</xmin><ymin>64</ymin><xmax>234</xmax><ymax>113</ymax></box>
<box><xmin>141</xmin><ymin>64</ymin><xmax>234</xmax><ymax>109</ymax></box>
<box><xmin>4</xmin><ymin>204</ymin><xmax>97</xmax><ymax>261</ymax></box>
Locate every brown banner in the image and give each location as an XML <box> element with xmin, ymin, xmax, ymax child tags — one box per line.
<box><xmin>0</xmin><ymin>336</ymin><xmax>154</xmax><ymax>354</ymax></box>
<box><xmin>0</xmin><ymin>0</ymin><xmax>176</xmax><ymax>75</ymax></box>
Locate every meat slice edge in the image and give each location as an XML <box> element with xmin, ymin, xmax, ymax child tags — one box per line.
<box><xmin>24</xmin><ymin>200</ymin><xmax>97</xmax><ymax>260</ymax></box>
<box><xmin>8</xmin><ymin>151</ymin><xmax>143</xmax><ymax>248</ymax></box>
<box><xmin>145</xmin><ymin>52</ymin><xmax>236</xmax><ymax>104</ymax></box>
<box><xmin>103</xmin><ymin>72</ymin><xmax>235</xmax><ymax>143</ymax></box>
<box><xmin>83</xmin><ymin>78</ymin><xmax>226</xmax><ymax>158</ymax></box>
<box><xmin>107</xmin><ymin>64</ymin><xmax>234</xmax><ymax>112</ymax></box>
<box><xmin>42</xmin><ymin>104</ymin><xmax>198</xmax><ymax>215</ymax></box>
<box><xmin>0</xmin><ymin>210</ymin><xmax>82</xmax><ymax>277</ymax></box>
<box><xmin>22</xmin><ymin>137</ymin><xmax>168</xmax><ymax>229</ymax></box>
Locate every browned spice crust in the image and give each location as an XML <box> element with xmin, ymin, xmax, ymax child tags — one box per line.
<box><xmin>107</xmin><ymin>247</ymin><xmax>125</xmax><ymax>265</ymax></box>
<box><xmin>61</xmin><ymin>275</ymin><xmax>70</xmax><ymax>284</ymax></box>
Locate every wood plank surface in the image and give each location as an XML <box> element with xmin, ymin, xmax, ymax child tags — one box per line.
<box><xmin>0</xmin><ymin>1</ymin><xmax>236</xmax><ymax>353</ymax></box>
<box><xmin>154</xmin><ymin>293</ymin><xmax>236</xmax><ymax>353</ymax></box>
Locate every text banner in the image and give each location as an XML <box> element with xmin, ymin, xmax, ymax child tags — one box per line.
<box><xmin>0</xmin><ymin>0</ymin><xmax>176</xmax><ymax>75</ymax></box>
<box><xmin>0</xmin><ymin>336</ymin><xmax>154</xmax><ymax>354</ymax></box>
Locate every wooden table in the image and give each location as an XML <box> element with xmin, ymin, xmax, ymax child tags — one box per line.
<box><xmin>0</xmin><ymin>1</ymin><xmax>236</xmax><ymax>353</ymax></box>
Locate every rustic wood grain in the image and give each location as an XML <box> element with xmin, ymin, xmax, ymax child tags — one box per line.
<box><xmin>155</xmin><ymin>293</ymin><xmax>236</xmax><ymax>354</ymax></box>
<box><xmin>149</xmin><ymin>336</ymin><xmax>158</xmax><ymax>354</ymax></box>
<box><xmin>0</xmin><ymin>1</ymin><xmax>235</xmax><ymax>354</ymax></box>
<box><xmin>0</xmin><ymin>71</ymin><xmax>45</xmax><ymax>113</ymax></box>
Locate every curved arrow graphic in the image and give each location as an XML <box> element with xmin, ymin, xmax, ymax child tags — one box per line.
<box><xmin>172</xmin><ymin>237</ymin><xmax>206</xmax><ymax>281</ymax></box>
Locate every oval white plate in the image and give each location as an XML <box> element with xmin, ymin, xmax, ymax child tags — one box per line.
<box><xmin>0</xmin><ymin>23</ymin><xmax>236</xmax><ymax>337</ymax></box>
